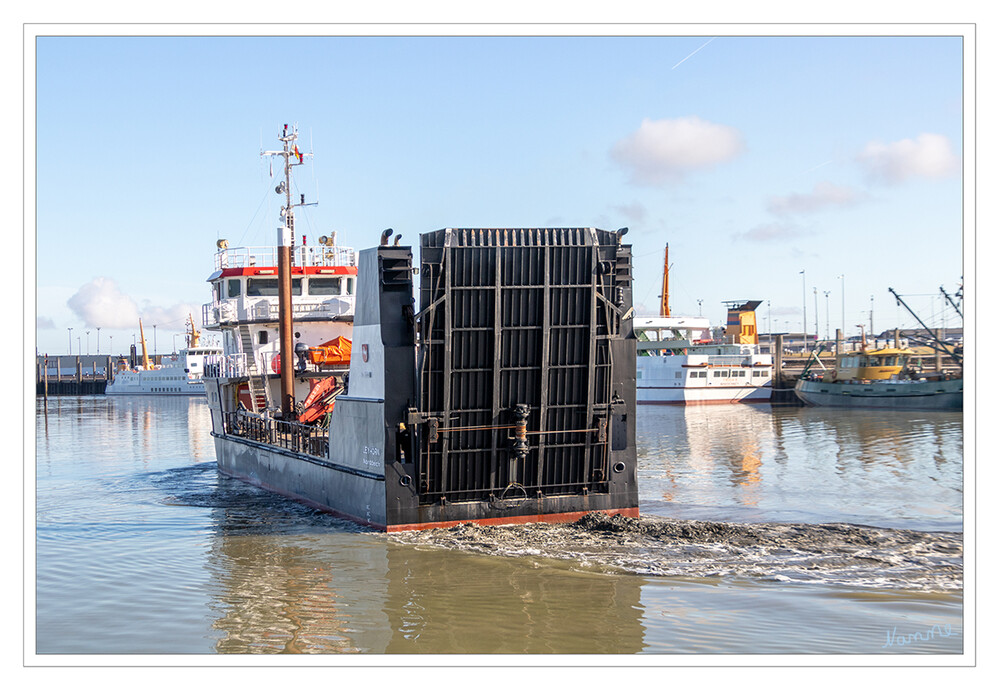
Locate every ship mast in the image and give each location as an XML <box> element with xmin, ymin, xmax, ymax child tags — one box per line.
<box><xmin>261</xmin><ymin>124</ymin><xmax>314</xmax><ymax>418</ymax></box>
<box><xmin>659</xmin><ymin>244</ymin><xmax>670</xmax><ymax>317</ymax></box>
<box><xmin>138</xmin><ymin>319</ymin><xmax>152</xmax><ymax>370</ymax></box>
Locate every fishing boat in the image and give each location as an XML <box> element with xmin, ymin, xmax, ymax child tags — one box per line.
<box><xmin>794</xmin><ymin>340</ymin><xmax>962</xmax><ymax>410</ymax></box>
<box><xmin>105</xmin><ymin>316</ymin><xmax>221</xmax><ymax>396</ymax></box>
<box><xmin>634</xmin><ymin>248</ymin><xmax>772</xmax><ymax>404</ymax></box>
<box><xmin>201</xmin><ymin>124</ymin><xmax>639</xmax><ymax>531</ymax></box>
<box><xmin>796</xmin><ymin>285</ymin><xmax>963</xmax><ymax>410</ymax></box>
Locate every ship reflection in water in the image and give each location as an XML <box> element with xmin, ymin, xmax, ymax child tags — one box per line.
<box><xmin>637</xmin><ymin>405</ymin><xmax>962</xmax><ymax>531</ymax></box>
<box><xmin>35</xmin><ymin>397</ymin><xmax>963</xmax><ymax>655</ymax></box>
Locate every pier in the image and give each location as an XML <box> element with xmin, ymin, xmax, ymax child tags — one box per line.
<box><xmin>35</xmin><ymin>352</ymin><xmax>169</xmax><ymax>397</ymax></box>
<box><xmin>36</xmin><ymin>355</ymin><xmax>114</xmax><ymax>396</ymax></box>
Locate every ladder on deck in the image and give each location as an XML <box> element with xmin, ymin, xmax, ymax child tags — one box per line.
<box><xmin>238</xmin><ymin>325</ymin><xmax>270</xmax><ymax>412</ymax></box>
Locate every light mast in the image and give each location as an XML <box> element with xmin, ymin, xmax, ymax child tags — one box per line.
<box><xmin>261</xmin><ymin>124</ymin><xmax>314</xmax><ymax>418</ymax></box>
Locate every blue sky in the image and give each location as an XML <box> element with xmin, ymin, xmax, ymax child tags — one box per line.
<box><xmin>31</xmin><ymin>32</ymin><xmax>968</xmax><ymax>356</ymax></box>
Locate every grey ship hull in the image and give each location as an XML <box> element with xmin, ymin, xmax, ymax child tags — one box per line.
<box><xmin>794</xmin><ymin>377</ymin><xmax>963</xmax><ymax>410</ymax></box>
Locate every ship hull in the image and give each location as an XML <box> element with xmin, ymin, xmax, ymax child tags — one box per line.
<box><xmin>794</xmin><ymin>377</ymin><xmax>963</xmax><ymax>410</ymax></box>
<box><xmin>212</xmin><ymin>433</ymin><xmax>638</xmax><ymax>531</ymax></box>
<box><xmin>637</xmin><ymin>385</ymin><xmax>772</xmax><ymax>405</ymax></box>
<box><xmin>636</xmin><ymin>356</ymin><xmax>772</xmax><ymax>405</ymax></box>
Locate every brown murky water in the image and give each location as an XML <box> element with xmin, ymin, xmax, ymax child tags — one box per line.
<box><xmin>33</xmin><ymin>397</ymin><xmax>964</xmax><ymax>655</ymax></box>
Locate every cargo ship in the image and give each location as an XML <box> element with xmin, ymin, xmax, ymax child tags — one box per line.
<box><xmin>201</xmin><ymin>125</ymin><xmax>639</xmax><ymax>531</ymax></box>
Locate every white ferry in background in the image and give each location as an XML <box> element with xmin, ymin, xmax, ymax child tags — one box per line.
<box><xmin>635</xmin><ymin>247</ymin><xmax>772</xmax><ymax>404</ymax></box>
<box><xmin>635</xmin><ymin>302</ymin><xmax>773</xmax><ymax>405</ymax></box>
<box><xmin>105</xmin><ymin>316</ymin><xmax>221</xmax><ymax>396</ymax></box>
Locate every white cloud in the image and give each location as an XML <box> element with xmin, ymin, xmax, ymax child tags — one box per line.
<box><xmin>67</xmin><ymin>277</ymin><xmax>140</xmax><ymax>328</ymax></box>
<box><xmin>37</xmin><ymin>316</ymin><xmax>56</xmax><ymax>329</ymax></box>
<box><xmin>768</xmin><ymin>181</ymin><xmax>866</xmax><ymax>216</ymax></box>
<box><xmin>139</xmin><ymin>302</ymin><xmax>200</xmax><ymax>328</ymax></box>
<box><xmin>856</xmin><ymin>133</ymin><xmax>960</xmax><ymax>184</ymax></box>
<box><xmin>611</xmin><ymin>116</ymin><xmax>744</xmax><ymax>186</ymax></box>
<box><xmin>613</xmin><ymin>201</ymin><xmax>648</xmax><ymax>223</ymax></box>
<box><xmin>733</xmin><ymin>222</ymin><xmax>803</xmax><ymax>243</ymax></box>
<box><xmin>67</xmin><ymin>277</ymin><xmax>197</xmax><ymax>330</ymax></box>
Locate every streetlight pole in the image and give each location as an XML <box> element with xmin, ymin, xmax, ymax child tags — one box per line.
<box><xmin>97</xmin><ymin>327</ymin><xmax>101</xmax><ymax>354</ymax></box>
<box><xmin>68</xmin><ymin>327</ymin><xmax>73</xmax><ymax>354</ymax></box>
<box><xmin>767</xmin><ymin>300</ymin><xmax>772</xmax><ymax>352</ymax></box>
<box><xmin>870</xmin><ymin>295</ymin><xmax>874</xmax><ymax>337</ymax></box>
<box><xmin>697</xmin><ymin>299</ymin><xmax>703</xmax><ymax>316</ymax></box>
<box><xmin>824</xmin><ymin>291</ymin><xmax>831</xmax><ymax>340</ymax></box>
<box><xmin>800</xmin><ymin>270</ymin><xmax>807</xmax><ymax>351</ymax></box>
<box><xmin>813</xmin><ymin>287</ymin><xmax>819</xmax><ymax>344</ymax></box>
<box><xmin>109</xmin><ymin>335</ymin><xmax>113</xmax><ymax>355</ymax></box>
<box><xmin>86</xmin><ymin>330</ymin><xmax>90</xmax><ymax>355</ymax></box>
<box><xmin>838</xmin><ymin>274</ymin><xmax>845</xmax><ymax>340</ymax></box>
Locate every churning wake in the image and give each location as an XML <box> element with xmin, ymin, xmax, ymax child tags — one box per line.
<box><xmin>391</xmin><ymin>512</ymin><xmax>962</xmax><ymax>592</ymax></box>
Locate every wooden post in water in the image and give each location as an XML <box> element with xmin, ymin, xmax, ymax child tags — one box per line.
<box><xmin>76</xmin><ymin>356</ymin><xmax>82</xmax><ymax>385</ymax></box>
<box><xmin>935</xmin><ymin>328</ymin><xmax>944</xmax><ymax>372</ymax></box>
<box><xmin>43</xmin><ymin>357</ymin><xmax>49</xmax><ymax>398</ymax></box>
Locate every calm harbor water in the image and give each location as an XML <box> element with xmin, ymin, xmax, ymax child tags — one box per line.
<box><xmin>33</xmin><ymin>396</ymin><xmax>964</xmax><ymax>656</ymax></box>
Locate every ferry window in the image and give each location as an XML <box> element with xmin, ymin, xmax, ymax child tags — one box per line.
<box><xmin>347</xmin><ymin>278</ymin><xmax>354</xmax><ymax>295</ymax></box>
<box><xmin>247</xmin><ymin>278</ymin><xmax>278</xmax><ymax>296</ymax></box>
<box><xmin>227</xmin><ymin>279</ymin><xmax>241</xmax><ymax>298</ymax></box>
<box><xmin>246</xmin><ymin>278</ymin><xmax>302</xmax><ymax>296</ymax></box>
<box><xmin>675</xmin><ymin>372</ymin><xmax>683</xmax><ymax>379</ymax></box>
<box><xmin>212</xmin><ymin>283</ymin><xmax>221</xmax><ymax>301</ymax></box>
<box><xmin>258</xmin><ymin>330</ymin><xmax>268</xmax><ymax>345</ymax></box>
<box><xmin>308</xmin><ymin>277</ymin><xmax>342</xmax><ymax>295</ymax></box>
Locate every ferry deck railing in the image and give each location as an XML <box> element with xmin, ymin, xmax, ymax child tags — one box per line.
<box><xmin>214</xmin><ymin>245</ymin><xmax>356</xmax><ymax>271</ymax></box>
<box><xmin>202</xmin><ymin>295</ymin><xmax>354</xmax><ymax>329</ymax></box>
<box><xmin>222</xmin><ymin>410</ymin><xmax>329</xmax><ymax>459</ymax></box>
<box><xmin>204</xmin><ymin>353</ymin><xmax>249</xmax><ymax>379</ymax></box>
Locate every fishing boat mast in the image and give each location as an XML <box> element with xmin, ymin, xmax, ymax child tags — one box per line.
<box><xmin>261</xmin><ymin>123</ymin><xmax>314</xmax><ymax>417</ymax></box>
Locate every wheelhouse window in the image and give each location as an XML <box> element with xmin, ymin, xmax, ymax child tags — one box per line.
<box><xmin>246</xmin><ymin>278</ymin><xmax>302</xmax><ymax>296</ymax></box>
<box><xmin>258</xmin><ymin>330</ymin><xmax>269</xmax><ymax>345</ymax></box>
<box><xmin>227</xmin><ymin>279</ymin><xmax>242</xmax><ymax>298</ymax></box>
<box><xmin>308</xmin><ymin>277</ymin><xmax>342</xmax><ymax>295</ymax></box>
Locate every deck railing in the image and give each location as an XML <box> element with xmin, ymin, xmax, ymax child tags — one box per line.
<box><xmin>222</xmin><ymin>410</ymin><xmax>329</xmax><ymax>458</ymax></box>
<box><xmin>214</xmin><ymin>245</ymin><xmax>356</xmax><ymax>271</ymax></box>
<box><xmin>202</xmin><ymin>295</ymin><xmax>354</xmax><ymax>328</ymax></box>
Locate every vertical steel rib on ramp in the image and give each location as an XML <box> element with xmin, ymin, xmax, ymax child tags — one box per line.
<box><xmin>416</xmin><ymin>227</ymin><xmax>634</xmax><ymax>508</ymax></box>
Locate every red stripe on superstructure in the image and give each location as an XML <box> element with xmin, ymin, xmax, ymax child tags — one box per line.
<box><xmin>215</xmin><ymin>266</ymin><xmax>358</xmax><ymax>278</ymax></box>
